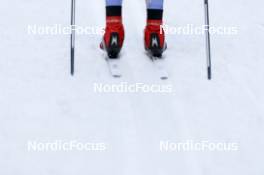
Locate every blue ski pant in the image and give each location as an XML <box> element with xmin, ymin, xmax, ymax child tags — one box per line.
<box><xmin>105</xmin><ymin>0</ymin><xmax>164</xmax><ymax>10</ymax></box>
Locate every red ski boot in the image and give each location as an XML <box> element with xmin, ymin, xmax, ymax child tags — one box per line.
<box><xmin>144</xmin><ymin>20</ymin><xmax>166</xmax><ymax>58</ymax></box>
<box><xmin>100</xmin><ymin>16</ymin><xmax>125</xmax><ymax>58</ymax></box>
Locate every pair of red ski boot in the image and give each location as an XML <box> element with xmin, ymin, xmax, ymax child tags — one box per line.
<box><xmin>100</xmin><ymin>16</ymin><xmax>166</xmax><ymax>58</ymax></box>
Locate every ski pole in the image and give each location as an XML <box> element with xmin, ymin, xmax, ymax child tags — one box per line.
<box><xmin>70</xmin><ymin>0</ymin><xmax>76</xmax><ymax>75</ymax></box>
<box><xmin>204</xmin><ymin>0</ymin><xmax>212</xmax><ymax>80</ymax></box>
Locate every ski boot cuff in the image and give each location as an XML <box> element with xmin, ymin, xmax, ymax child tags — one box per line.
<box><xmin>106</xmin><ymin>16</ymin><xmax>123</xmax><ymax>25</ymax></box>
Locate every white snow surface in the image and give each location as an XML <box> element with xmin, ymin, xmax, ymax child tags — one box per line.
<box><xmin>0</xmin><ymin>0</ymin><xmax>264</xmax><ymax>175</ymax></box>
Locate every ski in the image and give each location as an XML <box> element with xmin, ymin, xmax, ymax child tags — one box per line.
<box><xmin>100</xmin><ymin>30</ymin><xmax>123</xmax><ymax>78</ymax></box>
<box><xmin>144</xmin><ymin>28</ymin><xmax>168</xmax><ymax>80</ymax></box>
<box><xmin>101</xmin><ymin>43</ymin><xmax>122</xmax><ymax>78</ymax></box>
<box><xmin>150</xmin><ymin>56</ymin><xmax>168</xmax><ymax>80</ymax></box>
<box><xmin>106</xmin><ymin>57</ymin><xmax>122</xmax><ymax>78</ymax></box>
<box><xmin>145</xmin><ymin>40</ymin><xmax>168</xmax><ymax>80</ymax></box>
<box><xmin>152</xmin><ymin>57</ymin><xmax>168</xmax><ymax>80</ymax></box>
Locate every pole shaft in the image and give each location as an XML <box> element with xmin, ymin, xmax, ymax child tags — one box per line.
<box><xmin>70</xmin><ymin>0</ymin><xmax>76</xmax><ymax>75</ymax></box>
<box><xmin>204</xmin><ymin>0</ymin><xmax>212</xmax><ymax>80</ymax></box>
